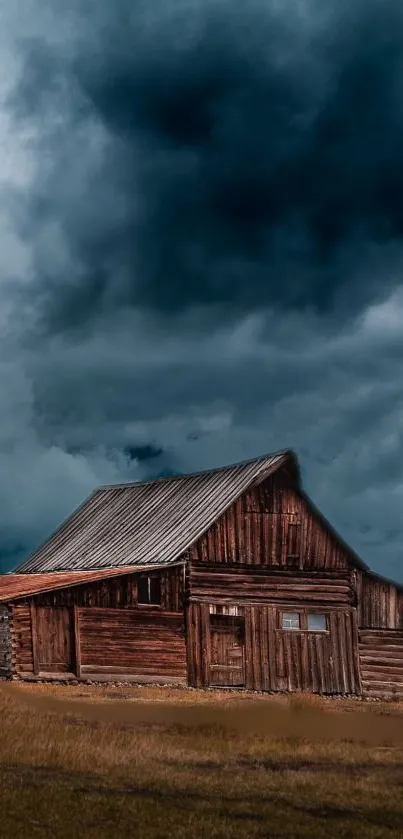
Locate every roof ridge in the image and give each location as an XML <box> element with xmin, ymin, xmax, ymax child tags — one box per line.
<box><xmin>96</xmin><ymin>448</ymin><xmax>292</xmax><ymax>491</ymax></box>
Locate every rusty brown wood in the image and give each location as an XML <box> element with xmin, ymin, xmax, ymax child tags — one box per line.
<box><xmin>78</xmin><ymin>607</ymin><xmax>186</xmax><ymax>678</ymax></box>
<box><xmin>5</xmin><ymin>461</ymin><xmax>401</xmax><ymax>697</ymax></box>
<box><xmin>188</xmin><ymin>474</ymin><xmax>356</xmax><ymax>572</ymax></box>
<box><xmin>356</xmin><ymin>572</ymin><xmax>403</xmax><ymax>630</ymax></box>
<box><xmin>359</xmin><ymin>628</ymin><xmax>403</xmax><ymax>697</ymax></box>
<box><xmin>30</xmin><ymin>603</ymin><xmax>39</xmax><ymax>676</ymax></box>
<box><xmin>73</xmin><ymin>606</ymin><xmax>82</xmax><ymax>678</ymax></box>
<box><xmin>22</xmin><ymin>566</ymin><xmax>184</xmax><ymax>612</ymax></box>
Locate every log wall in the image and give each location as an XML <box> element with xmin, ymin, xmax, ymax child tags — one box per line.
<box><xmin>359</xmin><ymin>629</ymin><xmax>403</xmax><ymax>697</ymax></box>
<box><xmin>78</xmin><ymin>607</ymin><xmax>186</xmax><ymax>682</ymax></box>
<box><xmin>189</xmin><ymin>474</ymin><xmax>352</xmax><ymax>571</ymax></box>
<box><xmin>189</xmin><ymin>564</ymin><xmax>356</xmax><ymax>605</ymax></box>
<box><xmin>9</xmin><ymin>604</ymin><xmax>34</xmax><ymax>677</ymax></box>
<box><xmin>355</xmin><ymin>572</ymin><xmax>403</xmax><ymax>697</ymax></box>
<box><xmin>0</xmin><ymin>605</ymin><xmax>11</xmax><ymax>678</ymax></box>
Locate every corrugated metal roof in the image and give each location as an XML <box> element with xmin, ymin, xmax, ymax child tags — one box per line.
<box><xmin>0</xmin><ymin>564</ymin><xmax>173</xmax><ymax>602</ymax></box>
<box><xmin>16</xmin><ymin>449</ymin><xmax>293</xmax><ymax>574</ymax></box>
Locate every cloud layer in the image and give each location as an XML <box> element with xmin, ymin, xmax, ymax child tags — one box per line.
<box><xmin>0</xmin><ymin>0</ymin><xmax>403</xmax><ymax>578</ymax></box>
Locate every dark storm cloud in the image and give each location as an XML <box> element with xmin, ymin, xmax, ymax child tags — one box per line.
<box><xmin>10</xmin><ymin>0</ymin><xmax>403</xmax><ymax>335</ymax></box>
<box><xmin>1</xmin><ymin>0</ymin><xmax>403</xmax><ymax>580</ymax></box>
<box><xmin>123</xmin><ymin>444</ymin><xmax>163</xmax><ymax>462</ymax></box>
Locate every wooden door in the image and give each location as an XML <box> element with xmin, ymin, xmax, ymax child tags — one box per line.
<box><xmin>209</xmin><ymin>615</ymin><xmax>245</xmax><ymax>687</ymax></box>
<box><xmin>35</xmin><ymin>607</ymin><xmax>74</xmax><ymax>674</ymax></box>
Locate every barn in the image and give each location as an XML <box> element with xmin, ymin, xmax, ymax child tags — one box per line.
<box><xmin>0</xmin><ymin>449</ymin><xmax>402</xmax><ymax>698</ymax></box>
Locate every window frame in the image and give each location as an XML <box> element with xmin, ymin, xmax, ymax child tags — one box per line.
<box><xmin>307</xmin><ymin>613</ymin><xmax>328</xmax><ymax>632</ymax></box>
<box><xmin>279</xmin><ymin>610</ymin><xmax>330</xmax><ymax>633</ymax></box>
<box><xmin>286</xmin><ymin>520</ymin><xmax>301</xmax><ymax>560</ymax></box>
<box><xmin>137</xmin><ymin>574</ymin><xmax>161</xmax><ymax>607</ymax></box>
<box><xmin>281</xmin><ymin>611</ymin><xmax>301</xmax><ymax>631</ymax></box>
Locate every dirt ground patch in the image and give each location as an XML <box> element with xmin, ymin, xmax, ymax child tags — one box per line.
<box><xmin>3</xmin><ymin>680</ymin><xmax>403</xmax><ymax>745</ymax></box>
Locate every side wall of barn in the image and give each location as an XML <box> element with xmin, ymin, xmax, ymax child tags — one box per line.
<box><xmin>356</xmin><ymin>571</ymin><xmax>403</xmax><ymax>698</ymax></box>
<box><xmin>8</xmin><ymin>565</ymin><xmax>187</xmax><ymax>684</ymax></box>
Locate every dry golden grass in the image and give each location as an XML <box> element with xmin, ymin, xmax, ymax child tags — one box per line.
<box><xmin>1</xmin><ymin>682</ymin><xmax>403</xmax><ymax>838</ymax></box>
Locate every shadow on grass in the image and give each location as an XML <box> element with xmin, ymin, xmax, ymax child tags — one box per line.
<box><xmin>160</xmin><ymin>755</ymin><xmax>403</xmax><ymax>776</ymax></box>
<box><xmin>2</xmin><ymin>763</ymin><xmax>403</xmax><ymax>831</ymax></box>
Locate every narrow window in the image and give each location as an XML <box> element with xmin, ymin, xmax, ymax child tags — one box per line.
<box><xmin>281</xmin><ymin>612</ymin><xmax>300</xmax><ymax>630</ymax></box>
<box><xmin>287</xmin><ymin>521</ymin><xmax>300</xmax><ymax>558</ymax></box>
<box><xmin>138</xmin><ymin>574</ymin><xmax>161</xmax><ymax>605</ymax></box>
<box><xmin>307</xmin><ymin>614</ymin><xmax>327</xmax><ymax>632</ymax></box>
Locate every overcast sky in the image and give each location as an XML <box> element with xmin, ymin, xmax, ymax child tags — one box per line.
<box><xmin>1</xmin><ymin>0</ymin><xmax>403</xmax><ymax>580</ymax></box>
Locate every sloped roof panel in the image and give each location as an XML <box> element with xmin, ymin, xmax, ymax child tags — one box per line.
<box><xmin>16</xmin><ymin>450</ymin><xmax>292</xmax><ymax>573</ymax></box>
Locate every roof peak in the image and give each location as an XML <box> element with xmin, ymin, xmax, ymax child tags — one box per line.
<box><xmin>15</xmin><ymin>448</ymin><xmax>296</xmax><ymax>573</ymax></box>
<box><xmin>96</xmin><ymin>447</ymin><xmax>294</xmax><ymax>492</ymax></box>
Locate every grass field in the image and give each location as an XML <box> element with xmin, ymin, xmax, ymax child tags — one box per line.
<box><xmin>1</xmin><ymin>682</ymin><xmax>403</xmax><ymax>838</ymax></box>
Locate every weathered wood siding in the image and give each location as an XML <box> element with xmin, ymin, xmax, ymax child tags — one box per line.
<box><xmin>248</xmin><ymin>606</ymin><xmax>360</xmax><ymax>694</ymax></box>
<box><xmin>356</xmin><ymin>571</ymin><xmax>403</xmax><ymax>629</ymax></box>
<box><xmin>77</xmin><ymin>607</ymin><xmax>186</xmax><ymax>681</ymax></box>
<box><xmin>0</xmin><ymin>605</ymin><xmax>11</xmax><ymax>677</ymax></box>
<box><xmin>359</xmin><ymin>629</ymin><xmax>403</xmax><ymax>697</ymax></box>
<box><xmin>9</xmin><ymin>604</ymin><xmax>34</xmax><ymax>677</ymax></box>
<box><xmin>186</xmin><ymin>565</ymin><xmax>361</xmax><ymax>693</ymax></box>
<box><xmin>34</xmin><ymin>606</ymin><xmax>75</xmax><ymax>674</ymax></box>
<box><xmin>184</xmin><ymin>470</ymin><xmax>363</xmax><ymax>694</ymax></box>
<box><xmin>30</xmin><ymin>566</ymin><xmax>184</xmax><ymax>611</ymax></box>
<box><xmin>355</xmin><ymin>572</ymin><xmax>403</xmax><ymax>697</ymax></box>
<box><xmin>189</xmin><ymin>473</ymin><xmax>352</xmax><ymax>570</ymax></box>
<box><xmin>189</xmin><ymin>565</ymin><xmax>356</xmax><ymax>605</ymax></box>
<box><xmin>186</xmin><ymin>601</ymin><xmax>208</xmax><ymax>688</ymax></box>
<box><xmin>8</xmin><ymin>566</ymin><xmax>185</xmax><ymax>682</ymax></box>
<box><xmin>187</xmin><ymin>599</ymin><xmax>361</xmax><ymax>694</ymax></box>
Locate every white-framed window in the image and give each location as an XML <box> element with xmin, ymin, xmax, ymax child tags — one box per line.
<box><xmin>281</xmin><ymin>612</ymin><xmax>300</xmax><ymax>630</ymax></box>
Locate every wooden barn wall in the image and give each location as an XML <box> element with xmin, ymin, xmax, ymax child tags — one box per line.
<box><xmin>0</xmin><ymin>604</ymin><xmax>11</xmax><ymax>677</ymax></box>
<box><xmin>247</xmin><ymin>606</ymin><xmax>360</xmax><ymax>694</ymax></box>
<box><xmin>29</xmin><ymin>565</ymin><xmax>184</xmax><ymax>611</ymax></box>
<box><xmin>187</xmin><ymin>600</ymin><xmax>361</xmax><ymax>694</ymax></box>
<box><xmin>77</xmin><ymin>608</ymin><xmax>186</xmax><ymax>680</ymax></box>
<box><xmin>189</xmin><ymin>564</ymin><xmax>356</xmax><ymax>606</ymax></box>
<box><xmin>359</xmin><ymin>629</ymin><xmax>403</xmax><ymax>697</ymax></box>
<box><xmin>8</xmin><ymin>566</ymin><xmax>185</xmax><ymax>680</ymax></box>
<box><xmin>356</xmin><ymin>571</ymin><xmax>403</xmax><ymax>630</ymax></box>
<box><xmin>189</xmin><ymin>472</ymin><xmax>351</xmax><ymax>571</ymax></box>
<box><xmin>9</xmin><ymin>604</ymin><xmax>34</xmax><ymax>677</ymax></box>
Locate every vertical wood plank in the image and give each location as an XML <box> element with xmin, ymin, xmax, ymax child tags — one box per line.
<box><xmin>201</xmin><ymin>604</ymin><xmax>210</xmax><ymax>687</ymax></box>
<box><xmin>350</xmin><ymin>609</ymin><xmax>362</xmax><ymax>695</ymax></box>
<box><xmin>267</xmin><ymin>607</ymin><xmax>277</xmax><ymax>691</ymax></box>
<box><xmin>259</xmin><ymin>606</ymin><xmax>270</xmax><ymax>691</ymax></box>
<box><xmin>30</xmin><ymin>603</ymin><xmax>39</xmax><ymax>676</ymax></box>
<box><xmin>73</xmin><ymin>606</ymin><xmax>82</xmax><ymax>678</ymax></box>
